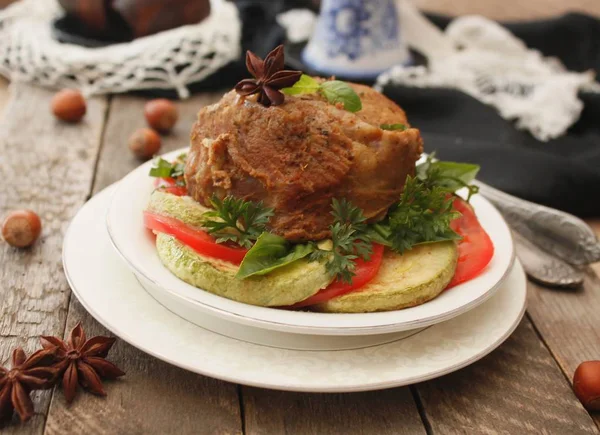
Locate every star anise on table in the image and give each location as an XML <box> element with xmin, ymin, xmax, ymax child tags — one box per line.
<box><xmin>235</xmin><ymin>44</ymin><xmax>302</xmax><ymax>107</ymax></box>
<box><xmin>40</xmin><ymin>322</ymin><xmax>125</xmax><ymax>404</ymax></box>
<box><xmin>0</xmin><ymin>347</ymin><xmax>59</xmax><ymax>422</ymax></box>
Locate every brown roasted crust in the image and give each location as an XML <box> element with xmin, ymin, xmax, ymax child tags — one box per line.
<box><xmin>185</xmin><ymin>82</ymin><xmax>423</xmax><ymax>242</ymax></box>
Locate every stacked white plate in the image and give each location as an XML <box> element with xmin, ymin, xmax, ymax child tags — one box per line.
<box><xmin>63</xmin><ymin>149</ymin><xmax>525</xmax><ymax>392</ymax></box>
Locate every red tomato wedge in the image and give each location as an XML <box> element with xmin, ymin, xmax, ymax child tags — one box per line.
<box><xmin>291</xmin><ymin>243</ymin><xmax>385</xmax><ymax>308</ymax></box>
<box><xmin>446</xmin><ymin>197</ymin><xmax>494</xmax><ymax>288</ymax></box>
<box><xmin>143</xmin><ymin>211</ymin><xmax>248</xmax><ymax>265</ymax></box>
<box><xmin>153</xmin><ymin>177</ymin><xmax>187</xmax><ymax>196</ymax></box>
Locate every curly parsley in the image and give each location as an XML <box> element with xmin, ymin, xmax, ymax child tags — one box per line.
<box><xmin>202</xmin><ymin>196</ymin><xmax>274</xmax><ymax>248</ymax></box>
<box><xmin>309</xmin><ymin>199</ymin><xmax>373</xmax><ymax>283</ymax></box>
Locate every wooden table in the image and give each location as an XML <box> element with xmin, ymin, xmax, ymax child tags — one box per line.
<box><xmin>1</xmin><ymin>1</ymin><xmax>600</xmax><ymax>434</ymax></box>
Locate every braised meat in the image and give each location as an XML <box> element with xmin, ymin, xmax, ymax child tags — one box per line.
<box><xmin>185</xmin><ymin>82</ymin><xmax>423</xmax><ymax>242</ymax></box>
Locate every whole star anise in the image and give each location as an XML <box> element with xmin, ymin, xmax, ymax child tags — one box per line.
<box><xmin>0</xmin><ymin>347</ymin><xmax>59</xmax><ymax>422</ymax></box>
<box><xmin>235</xmin><ymin>45</ymin><xmax>302</xmax><ymax>107</ymax></box>
<box><xmin>40</xmin><ymin>322</ymin><xmax>125</xmax><ymax>404</ymax></box>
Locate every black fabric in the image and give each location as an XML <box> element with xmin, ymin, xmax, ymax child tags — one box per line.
<box><xmin>381</xmin><ymin>13</ymin><xmax>600</xmax><ymax>217</ymax></box>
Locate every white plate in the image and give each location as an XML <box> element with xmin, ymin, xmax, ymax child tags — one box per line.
<box><xmin>107</xmin><ymin>149</ymin><xmax>515</xmax><ymax>335</ymax></box>
<box><xmin>65</xmin><ymin>185</ymin><xmax>527</xmax><ymax>392</ymax></box>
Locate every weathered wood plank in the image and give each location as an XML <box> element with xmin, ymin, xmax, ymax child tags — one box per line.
<box><xmin>0</xmin><ymin>83</ymin><xmax>108</xmax><ymax>432</ymax></box>
<box><xmin>0</xmin><ymin>77</ymin><xmax>11</xmax><ymax>115</ymax></box>
<box><xmin>526</xmin><ymin>236</ymin><xmax>600</xmax><ymax>430</ymax></box>
<box><xmin>414</xmin><ymin>0</ymin><xmax>600</xmax><ymax>20</ymax></box>
<box><xmin>243</xmin><ymin>387</ymin><xmax>426</xmax><ymax>435</ymax></box>
<box><xmin>44</xmin><ymin>92</ymin><xmax>243</xmax><ymax>435</ymax></box>
<box><xmin>45</xmin><ymin>309</ymin><xmax>242</xmax><ymax>435</ymax></box>
<box><xmin>414</xmin><ymin>318</ymin><xmax>598</xmax><ymax>434</ymax></box>
<box><xmin>524</xmin><ymin>220</ymin><xmax>600</xmax><ymax>429</ymax></box>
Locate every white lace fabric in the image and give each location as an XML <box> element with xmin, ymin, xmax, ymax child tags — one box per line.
<box><xmin>0</xmin><ymin>0</ymin><xmax>241</xmax><ymax>98</ymax></box>
<box><xmin>278</xmin><ymin>2</ymin><xmax>599</xmax><ymax>142</ymax></box>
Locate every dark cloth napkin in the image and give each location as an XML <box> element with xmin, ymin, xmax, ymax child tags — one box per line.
<box><xmin>383</xmin><ymin>13</ymin><xmax>600</xmax><ymax>217</ymax></box>
<box><xmin>230</xmin><ymin>2</ymin><xmax>600</xmax><ymax>217</ymax></box>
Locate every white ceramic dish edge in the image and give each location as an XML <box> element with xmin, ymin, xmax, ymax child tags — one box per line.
<box><xmin>64</xmin><ymin>185</ymin><xmax>527</xmax><ymax>392</ymax></box>
<box><xmin>106</xmin><ymin>149</ymin><xmax>515</xmax><ymax>335</ymax></box>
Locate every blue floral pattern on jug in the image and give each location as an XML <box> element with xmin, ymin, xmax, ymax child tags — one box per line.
<box><xmin>324</xmin><ymin>0</ymin><xmax>399</xmax><ymax>60</ymax></box>
<box><xmin>302</xmin><ymin>0</ymin><xmax>410</xmax><ymax>79</ymax></box>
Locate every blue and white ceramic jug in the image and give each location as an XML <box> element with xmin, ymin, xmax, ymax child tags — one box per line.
<box><xmin>302</xmin><ymin>0</ymin><xmax>411</xmax><ymax>79</ymax></box>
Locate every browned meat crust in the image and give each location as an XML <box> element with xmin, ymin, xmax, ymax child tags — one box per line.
<box><xmin>185</xmin><ymin>81</ymin><xmax>423</xmax><ymax>242</ymax></box>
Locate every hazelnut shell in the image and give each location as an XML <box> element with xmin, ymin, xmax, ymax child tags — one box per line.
<box><xmin>144</xmin><ymin>99</ymin><xmax>178</xmax><ymax>133</ymax></box>
<box><xmin>51</xmin><ymin>89</ymin><xmax>87</xmax><ymax>123</ymax></box>
<box><xmin>129</xmin><ymin>128</ymin><xmax>161</xmax><ymax>160</ymax></box>
<box><xmin>573</xmin><ymin>360</ymin><xmax>600</xmax><ymax>411</ymax></box>
<box><xmin>2</xmin><ymin>210</ymin><xmax>42</xmax><ymax>248</ymax></box>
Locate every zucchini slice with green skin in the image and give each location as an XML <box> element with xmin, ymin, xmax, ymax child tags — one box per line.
<box><xmin>148</xmin><ymin>190</ymin><xmax>458</xmax><ymax>311</ymax></box>
<box><xmin>147</xmin><ymin>190</ymin><xmax>209</xmax><ymax>227</ymax></box>
<box><xmin>155</xmin><ymin>233</ymin><xmax>333</xmax><ymax>307</ymax></box>
<box><xmin>312</xmin><ymin>241</ymin><xmax>458</xmax><ymax>313</ymax></box>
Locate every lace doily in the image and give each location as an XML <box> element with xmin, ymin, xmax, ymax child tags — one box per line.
<box><xmin>376</xmin><ymin>1</ymin><xmax>599</xmax><ymax>142</ymax></box>
<box><xmin>0</xmin><ymin>0</ymin><xmax>241</xmax><ymax>98</ymax></box>
<box><xmin>278</xmin><ymin>2</ymin><xmax>599</xmax><ymax>141</ymax></box>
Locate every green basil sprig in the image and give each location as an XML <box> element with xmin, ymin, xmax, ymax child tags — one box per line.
<box><xmin>237</xmin><ymin>233</ymin><xmax>314</xmax><ymax>279</ymax></box>
<box><xmin>282</xmin><ymin>74</ymin><xmax>362</xmax><ymax>113</ymax></box>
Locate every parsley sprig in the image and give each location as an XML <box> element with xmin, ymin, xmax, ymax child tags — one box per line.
<box><xmin>202</xmin><ymin>196</ymin><xmax>274</xmax><ymax>248</ymax></box>
<box><xmin>369</xmin><ymin>176</ymin><xmax>460</xmax><ymax>253</ymax></box>
<box><xmin>309</xmin><ymin>199</ymin><xmax>373</xmax><ymax>283</ymax></box>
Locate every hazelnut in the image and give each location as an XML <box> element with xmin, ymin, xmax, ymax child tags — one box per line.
<box><xmin>573</xmin><ymin>360</ymin><xmax>600</xmax><ymax>411</ymax></box>
<box><xmin>2</xmin><ymin>210</ymin><xmax>42</xmax><ymax>248</ymax></box>
<box><xmin>51</xmin><ymin>89</ymin><xmax>87</xmax><ymax>123</ymax></box>
<box><xmin>144</xmin><ymin>99</ymin><xmax>178</xmax><ymax>133</ymax></box>
<box><xmin>129</xmin><ymin>128</ymin><xmax>161</xmax><ymax>160</ymax></box>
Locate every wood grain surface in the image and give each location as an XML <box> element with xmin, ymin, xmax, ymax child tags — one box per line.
<box><xmin>0</xmin><ymin>83</ymin><xmax>108</xmax><ymax>432</ymax></box>
<box><xmin>1</xmin><ymin>0</ymin><xmax>600</xmax><ymax>433</ymax></box>
<box><xmin>43</xmin><ymin>93</ymin><xmax>243</xmax><ymax>435</ymax></box>
<box><xmin>243</xmin><ymin>387</ymin><xmax>426</xmax><ymax>435</ymax></box>
<box><xmin>414</xmin><ymin>0</ymin><xmax>600</xmax><ymax>20</ymax></box>
<box><xmin>415</xmin><ymin>319</ymin><xmax>598</xmax><ymax>434</ymax></box>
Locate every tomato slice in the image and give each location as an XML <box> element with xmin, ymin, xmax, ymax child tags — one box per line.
<box><xmin>446</xmin><ymin>197</ymin><xmax>494</xmax><ymax>288</ymax></box>
<box><xmin>143</xmin><ymin>211</ymin><xmax>248</xmax><ymax>265</ymax></box>
<box><xmin>153</xmin><ymin>177</ymin><xmax>187</xmax><ymax>196</ymax></box>
<box><xmin>291</xmin><ymin>243</ymin><xmax>385</xmax><ymax>308</ymax></box>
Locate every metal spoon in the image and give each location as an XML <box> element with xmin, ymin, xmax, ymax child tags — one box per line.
<box><xmin>512</xmin><ymin>230</ymin><xmax>583</xmax><ymax>288</ymax></box>
<box><xmin>477</xmin><ymin>181</ymin><xmax>600</xmax><ymax>265</ymax></box>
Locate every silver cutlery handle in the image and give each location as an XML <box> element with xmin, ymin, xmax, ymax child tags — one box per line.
<box><xmin>512</xmin><ymin>231</ymin><xmax>583</xmax><ymax>288</ymax></box>
<box><xmin>476</xmin><ymin>181</ymin><xmax>600</xmax><ymax>265</ymax></box>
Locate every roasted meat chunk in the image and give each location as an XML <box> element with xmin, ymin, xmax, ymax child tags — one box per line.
<box><xmin>185</xmin><ymin>82</ymin><xmax>424</xmax><ymax>242</ymax></box>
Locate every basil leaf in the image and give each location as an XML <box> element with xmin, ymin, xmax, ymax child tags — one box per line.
<box><xmin>236</xmin><ymin>233</ymin><xmax>315</xmax><ymax>279</ymax></box>
<box><xmin>428</xmin><ymin>161</ymin><xmax>480</xmax><ymax>193</ymax></box>
<box><xmin>319</xmin><ymin>81</ymin><xmax>362</xmax><ymax>112</ymax></box>
<box><xmin>149</xmin><ymin>158</ymin><xmax>175</xmax><ymax>178</ymax></box>
<box><xmin>281</xmin><ymin>74</ymin><xmax>320</xmax><ymax>95</ymax></box>
<box><xmin>380</xmin><ymin>123</ymin><xmax>407</xmax><ymax>131</ymax></box>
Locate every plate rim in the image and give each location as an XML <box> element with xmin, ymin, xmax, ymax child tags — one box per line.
<box><xmin>106</xmin><ymin>149</ymin><xmax>516</xmax><ymax>335</ymax></box>
<box><xmin>64</xmin><ymin>185</ymin><xmax>527</xmax><ymax>392</ymax></box>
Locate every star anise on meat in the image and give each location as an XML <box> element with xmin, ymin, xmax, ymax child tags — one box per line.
<box><xmin>40</xmin><ymin>322</ymin><xmax>125</xmax><ymax>404</ymax></box>
<box><xmin>0</xmin><ymin>347</ymin><xmax>59</xmax><ymax>422</ymax></box>
<box><xmin>235</xmin><ymin>45</ymin><xmax>302</xmax><ymax>107</ymax></box>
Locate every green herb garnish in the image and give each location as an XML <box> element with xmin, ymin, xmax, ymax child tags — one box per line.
<box><xmin>368</xmin><ymin>175</ymin><xmax>460</xmax><ymax>253</ymax></box>
<box><xmin>282</xmin><ymin>74</ymin><xmax>362</xmax><ymax>113</ymax></box>
<box><xmin>416</xmin><ymin>153</ymin><xmax>480</xmax><ymax>201</ymax></box>
<box><xmin>202</xmin><ymin>196</ymin><xmax>274</xmax><ymax>248</ymax></box>
<box><xmin>149</xmin><ymin>154</ymin><xmax>187</xmax><ymax>184</ymax></box>
<box><xmin>309</xmin><ymin>199</ymin><xmax>373</xmax><ymax>283</ymax></box>
<box><xmin>236</xmin><ymin>233</ymin><xmax>314</xmax><ymax>279</ymax></box>
<box><xmin>380</xmin><ymin>123</ymin><xmax>407</xmax><ymax>131</ymax></box>
<box><xmin>280</xmin><ymin>74</ymin><xmax>321</xmax><ymax>95</ymax></box>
